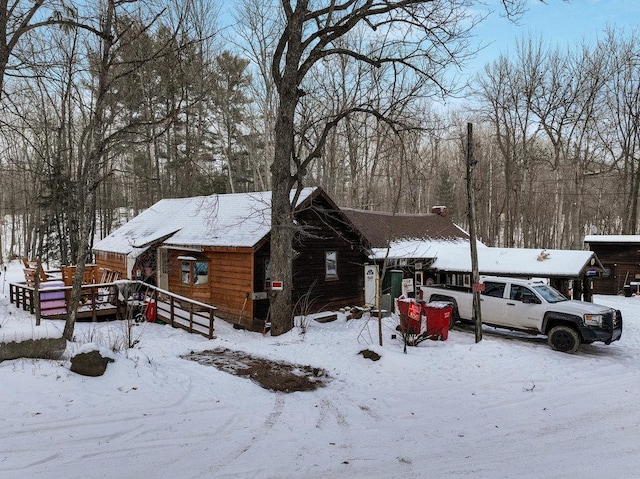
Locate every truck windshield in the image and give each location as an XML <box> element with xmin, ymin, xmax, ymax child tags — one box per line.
<box><xmin>533</xmin><ymin>284</ymin><xmax>567</xmax><ymax>303</ymax></box>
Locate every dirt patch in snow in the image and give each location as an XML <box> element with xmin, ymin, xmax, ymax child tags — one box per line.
<box><xmin>182</xmin><ymin>347</ymin><xmax>330</xmax><ymax>393</ymax></box>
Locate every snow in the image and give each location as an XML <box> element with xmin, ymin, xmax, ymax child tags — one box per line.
<box><xmin>585</xmin><ymin>234</ymin><xmax>640</xmax><ymax>244</ymax></box>
<box><xmin>93</xmin><ymin>188</ymin><xmax>317</xmax><ymax>254</ymax></box>
<box><xmin>372</xmin><ymin>241</ymin><xmax>595</xmax><ymax>277</ymax></box>
<box><xmin>432</xmin><ymin>245</ymin><xmax>596</xmax><ymax>277</ymax></box>
<box><xmin>1</xmin><ymin>260</ymin><xmax>639</xmax><ymax>479</ymax></box>
<box><xmin>370</xmin><ymin>238</ymin><xmax>480</xmax><ymax>260</ymax></box>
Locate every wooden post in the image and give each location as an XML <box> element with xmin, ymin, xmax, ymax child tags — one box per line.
<box><xmin>91</xmin><ymin>286</ymin><xmax>97</xmax><ymax>322</ymax></box>
<box><xmin>170</xmin><ymin>297</ymin><xmax>175</xmax><ymax>328</ymax></box>
<box><xmin>34</xmin><ymin>259</ymin><xmax>42</xmax><ymax>326</ymax></box>
<box><xmin>466</xmin><ymin>122</ymin><xmax>482</xmax><ymax>343</ymax></box>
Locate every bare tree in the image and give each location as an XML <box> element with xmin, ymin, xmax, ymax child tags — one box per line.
<box><xmin>474</xmin><ymin>39</ymin><xmax>543</xmax><ymax>248</ymax></box>
<box><xmin>268</xmin><ymin>0</ymin><xmax>484</xmax><ymax>335</ymax></box>
<box><xmin>233</xmin><ymin>0</ymin><xmax>282</xmax><ymax>192</ymax></box>
<box><xmin>598</xmin><ymin>29</ymin><xmax>640</xmax><ymax>234</ymax></box>
<box><xmin>63</xmin><ymin>0</ymin><xmax>198</xmax><ymax>340</ymax></box>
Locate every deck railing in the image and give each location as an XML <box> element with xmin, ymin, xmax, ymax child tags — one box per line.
<box><xmin>135</xmin><ymin>282</ymin><xmax>217</xmax><ymax>339</ymax></box>
<box><xmin>8</xmin><ymin>280</ymin><xmax>217</xmax><ymax>340</ymax></box>
<box><xmin>9</xmin><ymin>282</ymin><xmax>119</xmax><ymax>321</ymax></box>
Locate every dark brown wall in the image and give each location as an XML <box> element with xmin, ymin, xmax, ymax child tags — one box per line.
<box><xmin>291</xmin><ymin>197</ymin><xmax>366</xmax><ymax>311</ymax></box>
<box><xmin>251</xmin><ymin>196</ymin><xmax>368</xmax><ymax>322</ymax></box>
<box><xmin>587</xmin><ymin>243</ymin><xmax>640</xmax><ymax>294</ymax></box>
<box><xmin>253</xmin><ymin>244</ymin><xmax>270</xmax><ymax>322</ymax></box>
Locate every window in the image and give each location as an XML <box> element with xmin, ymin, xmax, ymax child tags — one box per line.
<box><xmin>193</xmin><ymin>261</ymin><xmax>208</xmax><ymax>285</ymax></box>
<box><xmin>533</xmin><ymin>284</ymin><xmax>567</xmax><ymax>303</ymax></box>
<box><xmin>510</xmin><ymin>285</ymin><xmax>525</xmax><ymax>301</ymax></box>
<box><xmin>179</xmin><ymin>257</ymin><xmax>209</xmax><ymax>285</ymax></box>
<box><xmin>511</xmin><ymin>285</ymin><xmax>539</xmax><ymax>303</ymax></box>
<box><xmin>482</xmin><ymin>281</ymin><xmax>506</xmax><ymax>298</ymax></box>
<box><xmin>181</xmin><ymin>262</ymin><xmax>191</xmax><ymax>284</ymax></box>
<box><xmin>325</xmin><ymin>251</ymin><xmax>338</xmax><ymax>280</ymax></box>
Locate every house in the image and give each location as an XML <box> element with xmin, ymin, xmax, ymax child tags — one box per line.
<box><xmin>342</xmin><ymin>206</ymin><xmax>471</xmax><ymax>304</ymax></box>
<box><xmin>344</xmin><ymin>206</ymin><xmax>604</xmax><ymax>303</ymax></box>
<box><xmin>584</xmin><ymin>235</ymin><xmax>640</xmax><ymax>295</ymax></box>
<box><xmin>93</xmin><ymin>187</ymin><xmax>368</xmax><ymax>330</ymax></box>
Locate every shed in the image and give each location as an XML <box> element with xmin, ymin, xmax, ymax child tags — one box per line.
<box><xmin>584</xmin><ymin>235</ymin><xmax>640</xmax><ymax>295</ymax></box>
<box><xmin>93</xmin><ymin>187</ymin><xmax>368</xmax><ymax>330</ymax></box>
<box><xmin>429</xmin><ymin>244</ymin><xmax>603</xmax><ymax>300</ymax></box>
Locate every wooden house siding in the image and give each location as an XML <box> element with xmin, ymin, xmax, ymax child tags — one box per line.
<box><xmin>586</xmin><ymin>242</ymin><xmax>640</xmax><ymax>294</ymax></box>
<box><xmin>209</xmin><ymin>248</ymin><xmax>254</xmax><ymax>325</ymax></box>
<box><xmin>291</xmin><ymin>196</ymin><xmax>365</xmax><ymax>310</ymax></box>
<box><xmin>95</xmin><ymin>251</ymin><xmax>128</xmax><ymax>278</ymax></box>
<box><xmin>167</xmin><ymin>247</ymin><xmax>255</xmax><ymax>326</ymax></box>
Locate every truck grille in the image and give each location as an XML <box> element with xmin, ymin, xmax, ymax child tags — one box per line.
<box><xmin>613</xmin><ymin>310</ymin><xmax>622</xmax><ymax>329</ymax></box>
<box><xmin>604</xmin><ymin>310</ymin><xmax>622</xmax><ymax>329</ymax></box>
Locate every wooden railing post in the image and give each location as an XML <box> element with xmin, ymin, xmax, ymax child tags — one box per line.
<box><xmin>29</xmin><ymin>288</ymin><xmax>34</xmax><ymax>314</ymax></box>
<box><xmin>170</xmin><ymin>297</ymin><xmax>175</xmax><ymax>328</ymax></box>
<box><xmin>18</xmin><ymin>286</ymin><xmax>24</xmax><ymax>309</ymax></box>
<box><xmin>114</xmin><ymin>285</ymin><xmax>121</xmax><ymax>320</ymax></box>
<box><xmin>91</xmin><ymin>286</ymin><xmax>97</xmax><ymax>322</ymax></box>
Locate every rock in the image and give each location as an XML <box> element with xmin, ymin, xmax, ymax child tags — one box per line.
<box><xmin>358</xmin><ymin>349</ymin><xmax>381</xmax><ymax>361</ymax></box>
<box><xmin>70</xmin><ymin>349</ymin><xmax>114</xmax><ymax>377</ymax></box>
<box><xmin>314</xmin><ymin>313</ymin><xmax>338</xmax><ymax>323</ymax></box>
<box><xmin>0</xmin><ymin>337</ymin><xmax>67</xmax><ymax>362</ymax></box>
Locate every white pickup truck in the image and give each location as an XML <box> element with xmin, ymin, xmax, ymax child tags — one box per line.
<box><xmin>420</xmin><ymin>276</ymin><xmax>623</xmax><ymax>353</ymax></box>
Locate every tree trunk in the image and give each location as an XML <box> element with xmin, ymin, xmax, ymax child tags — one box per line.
<box><xmin>268</xmin><ymin>2</ymin><xmax>305</xmax><ymax>336</ymax></box>
<box><xmin>63</xmin><ymin>0</ymin><xmax>115</xmax><ymax>341</ymax></box>
<box><xmin>269</xmin><ymin>73</ymin><xmax>297</xmax><ymax>334</ymax></box>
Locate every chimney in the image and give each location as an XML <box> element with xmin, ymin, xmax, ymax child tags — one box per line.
<box><xmin>431</xmin><ymin>205</ymin><xmax>448</xmax><ymax>217</ymax></box>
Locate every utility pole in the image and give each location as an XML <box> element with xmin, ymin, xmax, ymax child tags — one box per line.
<box><xmin>466</xmin><ymin>123</ymin><xmax>482</xmax><ymax>343</ymax></box>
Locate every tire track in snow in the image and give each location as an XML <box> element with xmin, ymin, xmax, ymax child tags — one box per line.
<box><xmin>315</xmin><ymin>398</ymin><xmax>349</xmax><ymax>429</ymax></box>
<box><xmin>214</xmin><ymin>393</ymin><xmax>286</xmax><ymax>470</ymax></box>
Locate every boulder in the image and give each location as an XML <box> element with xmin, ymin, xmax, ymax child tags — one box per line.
<box><xmin>0</xmin><ymin>337</ymin><xmax>67</xmax><ymax>362</ymax></box>
<box><xmin>70</xmin><ymin>349</ymin><xmax>114</xmax><ymax>377</ymax></box>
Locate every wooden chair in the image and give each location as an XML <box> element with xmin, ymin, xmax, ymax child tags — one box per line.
<box><xmin>22</xmin><ymin>257</ymin><xmax>47</xmax><ymax>287</ymax></box>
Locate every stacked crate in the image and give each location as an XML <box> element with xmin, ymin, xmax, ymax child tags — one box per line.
<box><xmin>39</xmin><ymin>281</ymin><xmax>67</xmax><ymax>317</ymax></box>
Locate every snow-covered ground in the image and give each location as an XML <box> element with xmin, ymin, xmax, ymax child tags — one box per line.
<box><xmin>1</xmin><ymin>260</ymin><xmax>639</xmax><ymax>479</ymax></box>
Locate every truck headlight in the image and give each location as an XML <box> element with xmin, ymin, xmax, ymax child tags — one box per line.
<box><xmin>584</xmin><ymin>314</ymin><xmax>603</xmax><ymax>327</ymax></box>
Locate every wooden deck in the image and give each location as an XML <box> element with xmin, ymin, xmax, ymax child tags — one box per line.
<box><xmin>9</xmin><ymin>280</ymin><xmax>217</xmax><ymax>339</ymax></box>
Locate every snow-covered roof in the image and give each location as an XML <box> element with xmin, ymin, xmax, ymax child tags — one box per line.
<box><xmin>371</xmin><ymin>238</ymin><xmax>481</xmax><ymax>260</ymax></box>
<box><xmin>432</xmin><ymin>246</ymin><xmax>597</xmax><ymax>277</ymax></box>
<box><xmin>342</xmin><ymin>208</ymin><xmax>469</xmax><ymax>248</ymax></box>
<box><xmin>584</xmin><ymin>235</ymin><xmax>640</xmax><ymax>244</ymax></box>
<box><xmin>372</xmin><ymin>238</ymin><xmax>597</xmax><ymax>277</ymax></box>
<box><xmin>93</xmin><ymin>188</ymin><xmax>317</xmax><ymax>255</ymax></box>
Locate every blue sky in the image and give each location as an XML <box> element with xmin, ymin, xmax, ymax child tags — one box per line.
<box><xmin>463</xmin><ymin>0</ymin><xmax>640</xmax><ymax>77</ymax></box>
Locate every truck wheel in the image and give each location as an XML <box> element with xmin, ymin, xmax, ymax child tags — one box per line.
<box><xmin>547</xmin><ymin>326</ymin><xmax>580</xmax><ymax>353</ymax></box>
<box><xmin>449</xmin><ymin>306</ymin><xmax>460</xmax><ymax>329</ymax></box>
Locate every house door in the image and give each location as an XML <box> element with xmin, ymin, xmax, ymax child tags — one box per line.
<box><xmin>414</xmin><ymin>271</ymin><xmax>423</xmax><ymax>296</ymax></box>
<box><xmin>158</xmin><ymin>247</ymin><xmax>169</xmax><ymax>290</ymax></box>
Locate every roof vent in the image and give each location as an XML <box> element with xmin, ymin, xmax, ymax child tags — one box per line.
<box><xmin>431</xmin><ymin>206</ymin><xmax>448</xmax><ymax>217</ymax></box>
